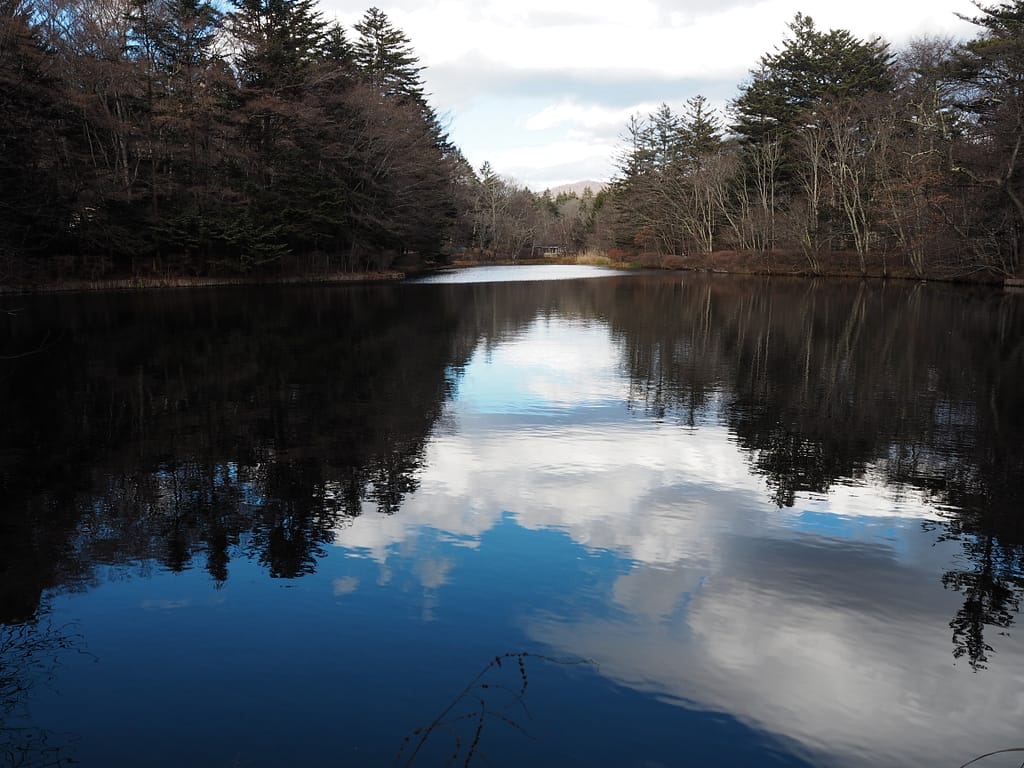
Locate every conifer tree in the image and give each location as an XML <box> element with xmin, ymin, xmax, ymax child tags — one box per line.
<box><xmin>732</xmin><ymin>13</ymin><xmax>893</xmax><ymax>144</ymax></box>
<box><xmin>352</xmin><ymin>6</ymin><xmax>423</xmax><ymax>101</ymax></box>
<box><xmin>228</xmin><ymin>0</ymin><xmax>325</xmax><ymax>94</ymax></box>
<box><xmin>0</xmin><ymin>0</ymin><xmax>75</xmax><ymax>264</ymax></box>
<box><xmin>154</xmin><ymin>0</ymin><xmax>221</xmax><ymax>83</ymax></box>
<box><xmin>320</xmin><ymin>22</ymin><xmax>354</xmax><ymax>72</ymax></box>
<box><xmin>649</xmin><ymin>103</ymin><xmax>682</xmax><ymax>167</ymax></box>
<box><xmin>680</xmin><ymin>95</ymin><xmax>722</xmax><ymax>164</ymax></box>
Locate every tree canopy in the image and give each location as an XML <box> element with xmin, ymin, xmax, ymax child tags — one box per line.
<box><xmin>5</xmin><ymin>2</ymin><xmax>1024</xmax><ymax>281</ymax></box>
<box><xmin>352</xmin><ymin>6</ymin><xmax>424</xmax><ymax>101</ymax></box>
<box><xmin>598</xmin><ymin>4</ymin><xmax>1024</xmax><ymax>278</ymax></box>
<box><xmin>0</xmin><ymin>0</ymin><xmax>474</xmax><ymax>278</ymax></box>
<box><xmin>732</xmin><ymin>13</ymin><xmax>894</xmax><ymax>144</ymax></box>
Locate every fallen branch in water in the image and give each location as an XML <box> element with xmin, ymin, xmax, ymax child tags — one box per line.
<box><xmin>0</xmin><ymin>330</ymin><xmax>60</xmax><ymax>360</ymax></box>
<box><xmin>396</xmin><ymin>651</ymin><xmax>594</xmax><ymax>768</ymax></box>
<box><xmin>958</xmin><ymin>748</ymin><xmax>1024</xmax><ymax>768</ymax></box>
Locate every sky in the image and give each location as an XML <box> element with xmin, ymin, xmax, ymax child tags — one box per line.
<box><xmin>321</xmin><ymin>0</ymin><xmax>982</xmax><ymax>191</ymax></box>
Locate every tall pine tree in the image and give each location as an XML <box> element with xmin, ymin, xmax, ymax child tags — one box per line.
<box><xmin>228</xmin><ymin>0</ymin><xmax>325</xmax><ymax>94</ymax></box>
<box><xmin>732</xmin><ymin>13</ymin><xmax>893</xmax><ymax>145</ymax></box>
<box><xmin>352</xmin><ymin>7</ymin><xmax>423</xmax><ymax>101</ymax></box>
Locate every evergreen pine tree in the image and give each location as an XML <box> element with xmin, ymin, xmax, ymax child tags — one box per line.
<box><xmin>352</xmin><ymin>7</ymin><xmax>424</xmax><ymax>101</ymax></box>
<box><xmin>680</xmin><ymin>95</ymin><xmax>722</xmax><ymax>164</ymax></box>
<box><xmin>0</xmin><ymin>0</ymin><xmax>76</xmax><ymax>263</ymax></box>
<box><xmin>228</xmin><ymin>0</ymin><xmax>326</xmax><ymax>95</ymax></box>
<box><xmin>732</xmin><ymin>13</ymin><xmax>893</xmax><ymax>144</ymax></box>
<box><xmin>320</xmin><ymin>22</ymin><xmax>354</xmax><ymax>72</ymax></box>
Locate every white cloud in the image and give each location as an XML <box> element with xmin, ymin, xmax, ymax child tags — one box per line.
<box><xmin>524</xmin><ymin>101</ymin><xmax>660</xmax><ymax>133</ymax></box>
<box><xmin>322</xmin><ymin>0</ymin><xmax>980</xmax><ymax>188</ymax></box>
<box><xmin>483</xmin><ymin>140</ymin><xmax>619</xmax><ymax>190</ymax></box>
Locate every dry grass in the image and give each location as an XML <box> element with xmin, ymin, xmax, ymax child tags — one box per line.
<box><xmin>619</xmin><ymin>249</ymin><xmax>1006</xmax><ymax>283</ymax></box>
<box><xmin>573</xmin><ymin>249</ymin><xmax>615</xmax><ymax>267</ymax></box>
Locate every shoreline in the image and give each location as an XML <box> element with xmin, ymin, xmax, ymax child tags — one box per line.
<box><xmin>453</xmin><ymin>257</ymin><xmax>1010</xmax><ymax>286</ymax></box>
<box><xmin>593</xmin><ymin>250</ymin><xmax>1013</xmax><ymax>286</ymax></box>
<box><xmin>0</xmin><ymin>270</ymin><xmax>408</xmax><ymax>296</ymax></box>
<box><xmin>0</xmin><ymin>255</ymin><xmax>1016</xmax><ymax>294</ymax></box>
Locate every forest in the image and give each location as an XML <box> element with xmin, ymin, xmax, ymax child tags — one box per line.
<box><xmin>604</xmin><ymin>5</ymin><xmax>1024</xmax><ymax>280</ymax></box>
<box><xmin>1</xmin><ymin>0</ymin><xmax>1022</xmax><ymax>282</ymax></box>
<box><xmin>1</xmin><ymin>1</ymin><xmax>475</xmax><ymax>279</ymax></box>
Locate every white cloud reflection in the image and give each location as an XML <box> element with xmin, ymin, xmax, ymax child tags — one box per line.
<box><xmin>329</xmin><ymin>315</ymin><xmax>1021</xmax><ymax>767</ymax></box>
<box><xmin>331</xmin><ymin>575</ymin><xmax>360</xmax><ymax>595</ymax></box>
<box><xmin>526</xmin><ymin>548</ymin><xmax>1024</xmax><ymax>768</ymax></box>
<box><xmin>334</xmin><ymin>318</ymin><xmax>941</xmax><ymax>568</ymax></box>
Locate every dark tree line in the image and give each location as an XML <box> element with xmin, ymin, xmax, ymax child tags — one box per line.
<box><xmin>606</xmin><ymin>4</ymin><xmax>1024</xmax><ymax>279</ymax></box>
<box><xmin>0</xmin><ymin>1</ymin><xmax>474</xmax><ymax>278</ymax></box>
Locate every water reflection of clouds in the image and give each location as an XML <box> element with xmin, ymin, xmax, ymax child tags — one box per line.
<box><xmin>335</xmin><ymin>421</ymin><xmax>764</xmax><ymax>568</ymax></box>
<box><xmin>334</xmin><ymin>316</ymin><xmax>946</xmax><ymax>573</ymax></box>
<box><xmin>331</xmin><ymin>576</ymin><xmax>359</xmax><ymax>596</ymax></box>
<box><xmin>328</xmin><ymin>315</ymin><xmax>1023</xmax><ymax>768</ymax></box>
<box><xmin>456</xmin><ymin>317</ymin><xmax>627</xmax><ymax>414</ymax></box>
<box><xmin>527</xmin><ymin>540</ymin><xmax>1024</xmax><ymax>768</ymax></box>
<box><xmin>335</xmin><ymin>419</ymin><xmax>942</xmax><ymax>568</ymax></box>
<box><xmin>140</xmin><ymin>598</ymin><xmax>193</xmax><ymax>610</ymax></box>
<box><xmin>412</xmin><ymin>265</ymin><xmax>620</xmax><ymax>284</ymax></box>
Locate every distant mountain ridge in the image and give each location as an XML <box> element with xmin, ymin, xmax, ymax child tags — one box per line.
<box><xmin>544</xmin><ymin>180</ymin><xmax>608</xmax><ymax>197</ymax></box>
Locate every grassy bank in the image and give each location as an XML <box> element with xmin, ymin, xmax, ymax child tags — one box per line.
<box><xmin>453</xmin><ymin>249</ymin><xmax>1011</xmax><ymax>284</ymax></box>
<box><xmin>624</xmin><ymin>249</ymin><xmax>1012</xmax><ymax>283</ymax></box>
<box><xmin>3</xmin><ymin>250</ymin><xmax>1013</xmax><ymax>293</ymax></box>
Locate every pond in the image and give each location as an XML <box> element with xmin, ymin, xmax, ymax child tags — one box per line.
<box><xmin>1</xmin><ymin>267</ymin><xmax>1022</xmax><ymax>767</ymax></box>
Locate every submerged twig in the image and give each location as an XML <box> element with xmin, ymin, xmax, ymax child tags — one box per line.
<box><xmin>958</xmin><ymin>748</ymin><xmax>1024</xmax><ymax>768</ymax></box>
<box><xmin>0</xmin><ymin>330</ymin><xmax>61</xmax><ymax>360</ymax></box>
<box><xmin>397</xmin><ymin>651</ymin><xmax>593</xmax><ymax>767</ymax></box>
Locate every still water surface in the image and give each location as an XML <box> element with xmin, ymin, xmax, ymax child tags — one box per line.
<box><xmin>1</xmin><ymin>267</ymin><xmax>1022</xmax><ymax>767</ymax></box>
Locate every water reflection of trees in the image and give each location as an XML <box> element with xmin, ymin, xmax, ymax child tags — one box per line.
<box><xmin>1</xmin><ymin>612</ymin><xmax>82</xmax><ymax>766</ymax></box>
<box><xmin>0</xmin><ymin>285</ymin><xmax>471</xmax><ymax>623</ymax></box>
<box><xmin>434</xmin><ymin>275</ymin><xmax>1024</xmax><ymax>669</ymax></box>
<box><xmin>0</xmin><ymin>278</ymin><xmax>639</xmax><ymax>623</ymax></box>
<box><xmin>2</xmin><ymin>275</ymin><xmax>1021</xmax><ymax>669</ymax></box>
<box><xmin>601</xmin><ymin>275</ymin><xmax>1024</xmax><ymax>670</ymax></box>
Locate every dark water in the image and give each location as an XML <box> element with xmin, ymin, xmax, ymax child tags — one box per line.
<box><xmin>1</xmin><ymin>268</ymin><xmax>1022</xmax><ymax>768</ymax></box>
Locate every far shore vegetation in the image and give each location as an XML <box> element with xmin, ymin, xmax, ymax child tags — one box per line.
<box><xmin>2</xmin><ymin>1</ymin><xmax>1023</xmax><ymax>288</ymax></box>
